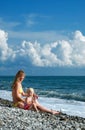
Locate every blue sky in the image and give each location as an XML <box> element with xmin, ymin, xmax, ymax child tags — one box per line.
<box><xmin>0</xmin><ymin>0</ymin><xmax>85</xmax><ymax>76</ymax></box>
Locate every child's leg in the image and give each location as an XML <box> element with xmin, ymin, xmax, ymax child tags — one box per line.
<box><xmin>33</xmin><ymin>102</ymin><xmax>39</xmax><ymax>112</ymax></box>
<box><xmin>35</xmin><ymin>100</ymin><xmax>60</xmax><ymax>114</ymax></box>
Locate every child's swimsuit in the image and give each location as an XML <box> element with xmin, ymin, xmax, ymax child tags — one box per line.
<box><xmin>24</xmin><ymin>103</ymin><xmax>32</xmax><ymax>110</ymax></box>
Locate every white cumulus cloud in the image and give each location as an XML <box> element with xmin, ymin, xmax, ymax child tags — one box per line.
<box><xmin>0</xmin><ymin>29</ymin><xmax>85</xmax><ymax>67</ymax></box>
<box><xmin>0</xmin><ymin>30</ymin><xmax>15</xmax><ymax>61</ymax></box>
<box><xmin>20</xmin><ymin>30</ymin><xmax>85</xmax><ymax>67</ymax></box>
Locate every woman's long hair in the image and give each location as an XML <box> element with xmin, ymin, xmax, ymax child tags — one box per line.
<box><xmin>12</xmin><ymin>70</ymin><xmax>25</xmax><ymax>89</ymax></box>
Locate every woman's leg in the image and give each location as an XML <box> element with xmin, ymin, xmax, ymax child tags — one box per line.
<box><xmin>35</xmin><ymin>100</ymin><xmax>60</xmax><ymax>114</ymax></box>
<box><xmin>17</xmin><ymin>102</ymin><xmax>25</xmax><ymax>109</ymax></box>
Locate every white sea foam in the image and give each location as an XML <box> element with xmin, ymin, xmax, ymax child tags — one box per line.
<box><xmin>0</xmin><ymin>90</ymin><xmax>85</xmax><ymax>118</ymax></box>
<box><xmin>0</xmin><ymin>90</ymin><xmax>12</xmax><ymax>101</ymax></box>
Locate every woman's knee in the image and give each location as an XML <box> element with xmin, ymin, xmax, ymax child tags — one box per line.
<box><xmin>18</xmin><ymin>102</ymin><xmax>24</xmax><ymax>109</ymax></box>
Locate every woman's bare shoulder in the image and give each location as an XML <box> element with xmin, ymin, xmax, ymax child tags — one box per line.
<box><xmin>13</xmin><ymin>81</ymin><xmax>20</xmax><ymax>88</ymax></box>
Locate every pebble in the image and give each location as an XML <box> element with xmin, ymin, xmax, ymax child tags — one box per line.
<box><xmin>0</xmin><ymin>98</ymin><xmax>85</xmax><ymax>130</ymax></box>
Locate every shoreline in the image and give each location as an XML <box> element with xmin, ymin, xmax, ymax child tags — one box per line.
<box><xmin>0</xmin><ymin>98</ymin><xmax>85</xmax><ymax>130</ymax></box>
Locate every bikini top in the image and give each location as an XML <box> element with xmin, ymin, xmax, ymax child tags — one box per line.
<box><xmin>19</xmin><ymin>87</ymin><xmax>23</xmax><ymax>94</ymax></box>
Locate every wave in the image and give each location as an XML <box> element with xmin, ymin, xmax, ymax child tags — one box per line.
<box><xmin>35</xmin><ymin>89</ymin><xmax>85</xmax><ymax>102</ymax></box>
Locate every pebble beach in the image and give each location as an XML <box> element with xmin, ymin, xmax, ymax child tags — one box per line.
<box><xmin>0</xmin><ymin>98</ymin><xmax>85</xmax><ymax>130</ymax></box>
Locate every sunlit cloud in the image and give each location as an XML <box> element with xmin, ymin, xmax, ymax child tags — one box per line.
<box><xmin>0</xmin><ymin>30</ymin><xmax>15</xmax><ymax>61</ymax></box>
<box><xmin>20</xmin><ymin>30</ymin><xmax>85</xmax><ymax>67</ymax></box>
<box><xmin>0</xmin><ymin>29</ymin><xmax>85</xmax><ymax>67</ymax></box>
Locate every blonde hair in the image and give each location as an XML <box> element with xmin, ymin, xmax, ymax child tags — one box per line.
<box><xmin>12</xmin><ymin>70</ymin><xmax>25</xmax><ymax>88</ymax></box>
<box><xmin>27</xmin><ymin>88</ymin><xmax>34</xmax><ymax>94</ymax></box>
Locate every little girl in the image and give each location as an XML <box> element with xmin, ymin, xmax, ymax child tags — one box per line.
<box><xmin>25</xmin><ymin>88</ymin><xmax>38</xmax><ymax>112</ymax></box>
<box><xmin>25</xmin><ymin>87</ymin><xmax>60</xmax><ymax>115</ymax></box>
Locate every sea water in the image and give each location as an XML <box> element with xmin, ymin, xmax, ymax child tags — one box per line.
<box><xmin>0</xmin><ymin>76</ymin><xmax>85</xmax><ymax>118</ymax></box>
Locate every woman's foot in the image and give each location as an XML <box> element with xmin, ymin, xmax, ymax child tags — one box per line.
<box><xmin>51</xmin><ymin>110</ymin><xmax>60</xmax><ymax>115</ymax></box>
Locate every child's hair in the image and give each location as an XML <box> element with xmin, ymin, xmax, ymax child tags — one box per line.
<box><xmin>27</xmin><ymin>88</ymin><xmax>34</xmax><ymax>94</ymax></box>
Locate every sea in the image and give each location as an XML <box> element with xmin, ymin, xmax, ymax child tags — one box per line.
<box><xmin>0</xmin><ymin>76</ymin><xmax>85</xmax><ymax>118</ymax></box>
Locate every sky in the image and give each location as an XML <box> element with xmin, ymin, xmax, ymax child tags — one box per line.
<box><xmin>0</xmin><ymin>0</ymin><xmax>85</xmax><ymax>76</ymax></box>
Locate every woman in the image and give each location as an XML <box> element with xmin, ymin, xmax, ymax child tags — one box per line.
<box><xmin>12</xmin><ymin>70</ymin><xmax>60</xmax><ymax>114</ymax></box>
<box><xmin>12</xmin><ymin>70</ymin><xmax>27</xmax><ymax>108</ymax></box>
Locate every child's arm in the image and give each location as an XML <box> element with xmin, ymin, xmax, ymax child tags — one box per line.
<box><xmin>33</xmin><ymin>93</ymin><xmax>38</xmax><ymax>99</ymax></box>
<box><xmin>33</xmin><ymin>102</ymin><xmax>38</xmax><ymax>112</ymax></box>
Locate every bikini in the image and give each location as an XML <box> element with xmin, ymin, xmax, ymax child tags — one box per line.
<box><xmin>13</xmin><ymin>87</ymin><xmax>24</xmax><ymax>107</ymax></box>
<box><xmin>13</xmin><ymin>102</ymin><xmax>20</xmax><ymax>107</ymax></box>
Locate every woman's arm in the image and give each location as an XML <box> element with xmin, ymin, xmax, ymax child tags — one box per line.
<box><xmin>22</xmin><ymin>89</ymin><xmax>38</xmax><ymax>98</ymax></box>
<box><xmin>22</xmin><ymin>91</ymin><xmax>28</xmax><ymax>96</ymax></box>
